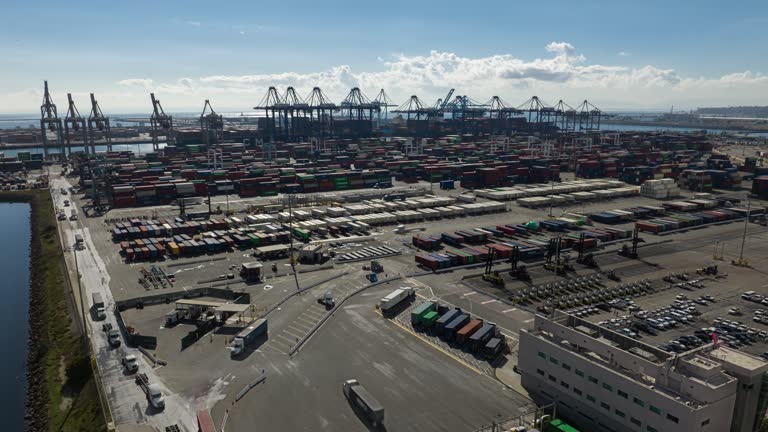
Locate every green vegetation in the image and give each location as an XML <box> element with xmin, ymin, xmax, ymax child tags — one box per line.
<box><xmin>0</xmin><ymin>190</ymin><xmax>105</xmax><ymax>432</ymax></box>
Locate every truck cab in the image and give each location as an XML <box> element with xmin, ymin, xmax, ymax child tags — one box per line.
<box><xmin>147</xmin><ymin>384</ymin><xmax>165</xmax><ymax>410</ymax></box>
<box><xmin>95</xmin><ymin>306</ymin><xmax>106</xmax><ymax>320</ymax></box>
<box><xmin>107</xmin><ymin>329</ymin><xmax>121</xmax><ymax>347</ymax></box>
<box><xmin>230</xmin><ymin>338</ymin><xmax>246</xmax><ymax>356</ymax></box>
<box><xmin>318</xmin><ymin>291</ymin><xmax>335</xmax><ymax>308</ymax></box>
<box><xmin>122</xmin><ymin>354</ymin><xmax>139</xmax><ymax>373</ymax></box>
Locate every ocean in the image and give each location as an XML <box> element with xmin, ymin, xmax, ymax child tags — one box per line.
<box><xmin>0</xmin><ymin>203</ymin><xmax>31</xmax><ymax>432</ymax></box>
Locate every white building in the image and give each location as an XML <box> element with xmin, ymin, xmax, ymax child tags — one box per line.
<box><xmin>519</xmin><ymin>312</ymin><xmax>768</xmax><ymax>432</ymax></box>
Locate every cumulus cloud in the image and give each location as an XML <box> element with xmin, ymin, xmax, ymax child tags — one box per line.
<box><xmin>4</xmin><ymin>42</ymin><xmax>768</xmax><ymax>113</ymax></box>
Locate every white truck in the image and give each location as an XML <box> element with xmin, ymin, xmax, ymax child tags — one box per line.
<box><xmin>92</xmin><ymin>292</ymin><xmax>106</xmax><ymax>320</ymax></box>
<box><xmin>122</xmin><ymin>354</ymin><xmax>139</xmax><ymax>373</ymax></box>
<box><xmin>136</xmin><ymin>373</ymin><xmax>165</xmax><ymax>410</ymax></box>
<box><xmin>229</xmin><ymin>319</ymin><xmax>268</xmax><ymax>356</ymax></box>
<box><xmin>378</xmin><ymin>287</ymin><xmax>415</xmax><ymax>314</ymax></box>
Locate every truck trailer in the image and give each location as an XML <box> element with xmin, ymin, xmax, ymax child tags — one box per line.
<box><xmin>343</xmin><ymin>379</ymin><xmax>385</xmax><ymax>428</ymax></box>
<box><xmin>230</xmin><ymin>318</ymin><xmax>268</xmax><ymax>356</ymax></box>
<box><xmin>378</xmin><ymin>287</ymin><xmax>414</xmax><ymax>314</ymax></box>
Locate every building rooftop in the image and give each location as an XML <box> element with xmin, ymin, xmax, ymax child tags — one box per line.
<box><xmin>709</xmin><ymin>347</ymin><xmax>768</xmax><ymax>373</ymax></box>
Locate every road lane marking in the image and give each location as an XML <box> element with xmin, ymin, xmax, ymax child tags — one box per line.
<box><xmin>481</xmin><ymin>299</ymin><xmax>497</xmax><ymax>305</ymax></box>
<box><xmin>462</xmin><ymin>292</ymin><xmax>477</xmax><ymax>297</ymax></box>
<box><xmin>502</xmin><ymin>308</ymin><xmax>517</xmax><ymax>313</ymax></box>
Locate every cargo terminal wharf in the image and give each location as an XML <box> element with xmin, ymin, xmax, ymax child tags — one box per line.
<box><xmin>31</xmin><ymin>83</ymin><xmax>768</xmax><ymax>432</ymax></box>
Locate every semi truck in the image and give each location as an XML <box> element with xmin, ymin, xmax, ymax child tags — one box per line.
<box><xmin>343</xmin><ymin>379</ymin><xmax>385</xmax><ymax>428</ymax></box>
<box><xmin>410</xmin><ymin>301</ymin><xmax>436</xmax><ymax>326</ymax></box>
<box><xmin>230</xmin><ymin>318</ymin><xmax>268</xmax><ymax>356</ymax></box>
<box><xmin>92</xmin><ymin>292</ymin><xmax>106</xmax><ymax>320</ymax></box>
<box><xmin>378</xmin><ymin>287</ymin><xmax>414</xmax><ymax>314</ymax></box>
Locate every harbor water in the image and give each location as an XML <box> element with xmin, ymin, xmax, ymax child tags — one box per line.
<box><xmin>0</xmin><ymin>203</ymin><xmax>31</xmax><ymax>432</ymax></box>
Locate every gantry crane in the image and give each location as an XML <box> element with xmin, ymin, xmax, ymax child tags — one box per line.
<box><xmin>304</xmin><ymin>87</ymin><xmax>337</xmax><ymax>154</ymax></box>
<box><xmin>254</xmin><ymin>86</ymin><xmax>284</xmax><ymax>143</ymax></box>
<box><xmin>372</xmin><ymin>89</ymin><xmax>395</xmax><ymax>128</ymax></box>
<box><xmin>150</xmin><ymin>93</ymin><xmax>174</xmax><ymax>150</ymax></box>
<box><xmin>552</xmin><ymin>100</ymin><xmax>578</xmax><ymax>132</ymax></box>
<box><xmin>88</xmin><ymin>93</ymin><xmax>112</xmax><ymax>152</ymax></box>
<box><xmin>64</xmin><ymin>93</ymin><xmax>88</xmax><ymax>155</ymax></box>
<box><xmin>200</xmin><ymin>99</ymin><xmax>224</xmax><ymax>147</ymax></box>
<box><xmin>576</xmin><ymin>100</ymin><xmax>601</xmax><ymax>131</ymax></box>
<box><xmin>39</xmin><ymin>80</ymin><xmax>64</xmax><ymax>159</ymax></box>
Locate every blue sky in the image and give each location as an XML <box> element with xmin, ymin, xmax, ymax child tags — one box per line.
<box><xmin>2</xmin><ymin>0</ymin><xmax>767</xmax><ymax>113</ymax></box>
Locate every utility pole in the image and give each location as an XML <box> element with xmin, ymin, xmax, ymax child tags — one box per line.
<box><xmin>287</xmin><ymin>194</ymin><xmax>301</xmax><ymax>294</ymax></box>
<box><xmin>738</xmin><ymin>195</ymin><xmax>751</xmax><ymax>264</ymax></box>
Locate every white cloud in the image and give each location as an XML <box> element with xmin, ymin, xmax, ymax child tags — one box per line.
<box><xmin>118</xmin><ymin>78</ymin><xmax>154</xmax><ymax>89</ymax></box>
<box><xmin>186</xmin><ymin>20</ymin><xmax>201</xmax><ymax>27</ymax></box>
<box><xmin>4</xmin><ymin>43</ymin><xmax>768</xmax><ymax>113</ymax></box>
<box><xmin>618</xmin><ymin>51</ymin><xmax>631</xmax><ymax>57</ymax></box>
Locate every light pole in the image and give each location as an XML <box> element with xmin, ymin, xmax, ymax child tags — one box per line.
<box><xmin>738</xmin><ymin>195</ymin><xmax>751</xmax><ymax>264</ymax></box>
<box><xmin>72</xmin><ymin>241</ymin><xmax>88</xmax><ymax>344</ymax></box>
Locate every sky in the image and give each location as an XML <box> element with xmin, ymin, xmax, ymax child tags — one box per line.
<box><xmin>2</xmin><ymin>0</ymin><xmax>768</xmax><ymax>114</ymax></box>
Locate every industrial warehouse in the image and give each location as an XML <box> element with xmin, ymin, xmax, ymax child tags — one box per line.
<box><xmin>7</xmin><ymin>79</ymin><xmax>768</xmax><ymax>432</ymax></box>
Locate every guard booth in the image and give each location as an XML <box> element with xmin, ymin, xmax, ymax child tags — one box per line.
<box><xmin>240</xmin><ymin>262</ymin><xmax>263</xmax><ymax>282</ymax></box>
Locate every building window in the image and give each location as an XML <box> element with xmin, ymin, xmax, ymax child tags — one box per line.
<box><xmin>574</xmin><ymin>387</ymin><xmax>582</xmax><ymax>396</ymax></box>
<box><xmin>560</xmin><ymin>380</ymin><xmax>570</xmax><ymax>389</ymax></box>
<box><xmin>537</xmin><ymin>369</ymin><xmax>545</xmax><ymax>376</ymax></box>
<box><xmin>550</xmin><ymin>357</ymin><xmax>559</xmax><ymax>365</ymax></box>
<box><xmin>631</xmin><ymin>417</ymin><xmax>641</xmax><ymax>427</ymax></box>
<box><xmin>589</xmin><ymin>376</ymin><xmax>598</xmax><ymax>384</ymax></box>
<box><xmin>617</xmin><ymin>390</ymin><xmax>628</xmax><ymax>399</ymax></box>
<box><xmin>647</xmin><ymin>426</ymin><xmax>658</xmax><ymax>432</ymax></box>
<box><xmin>666</xmin><ymin>414</ymin><xmax>679</xmax><ymax>424</ymax></box>
<box><xmin>601</xmin><ymin>402</ymin><xmax>610</xmax><ymax>410</ymax></box>
<box><xmin>702</xmin><ymin>419</ymin><xmax>710</xmax><ymax>426</ymax></box>
<box><xmin>576</xmin><ymin>369</ymin><xmax>584</xmax><ymax>377</ymax></box>
<box><xmin>633</xmin><ymin>397</ymin><xmax>644</xmax><ymax>407</ymax></box>
<box><xmin>602</xmin><ymin>383</ymin><xmax>613</xmax><ymax>392</ymax></box>
<box><xmin>587</xmin><ymin>394</ymin><xmax>596</xmax><ymax>403</ymax></box>
<box><xmin>615</xmin><ymin>409</ymin><xmax>625</xmax><ymax>418</ymax></box>
<box><xmin>548</xmin><ymin>374</ymin><xmax>557</xmax><ymax>383</ymax></box>
<box><xmin>563</xmin><ymin>363</ymin><xmax>571</xmax><ymax>371</ymax></box>
<box><xmin>650</xmin><ymin>405</ymin><xmax>662</xmax><ymax>415</ymax></box>
<box><xmin>538</xmin><ymin>351</ymin><xmax>546</xmax><ymax>359</ymax></box>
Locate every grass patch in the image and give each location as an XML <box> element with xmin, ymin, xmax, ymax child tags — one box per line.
<box><xmin>1</xmin><ymin>190</ymin><xmax>105</xmax><ymax>432</ymax></box>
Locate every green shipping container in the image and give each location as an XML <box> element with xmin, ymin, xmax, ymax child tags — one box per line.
<box><xmin>410</xmin><ymin>301</ymin><xmax>436</xmax><ymax>325</ymax></box>
<box><xmin>422</xmin><ymin>311</ymin><xmax>439</xmax><ymax>326</ymax></box>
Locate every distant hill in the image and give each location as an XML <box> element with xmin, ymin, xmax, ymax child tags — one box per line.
<box><xmin>695</xmin><ymin>106</ymin><xmax>768</xmax><ymax>118</ymax></box>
